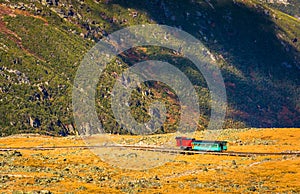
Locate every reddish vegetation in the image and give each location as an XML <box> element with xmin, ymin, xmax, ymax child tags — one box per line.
<box><xmin>0</xmin><ymin>5</ymin><xmax>21</xmax><ymax>42</ymax></box>
<box><xmin>14</xmin><ymin>9</ymin><xmax>48</xmax><ymax>24</ymax></box>
<box><xmin>0</xmin><ymin>4</ymin><xmax>47</xmax><ymax>60</ymax></box>
<box><xmin>277</xmin><ymin>106</ymin><xmax>298</xmax><ymax>126</ymax></box>
<box><xmin>230</xmin><ymin>109</ymin><xmax>250</xmax><ymax>119</ymax></box>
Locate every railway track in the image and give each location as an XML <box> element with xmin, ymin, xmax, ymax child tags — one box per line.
<box><xmin>0</xmin><ymin>145</ymin><xmax>299</xmax><ymax>157</ymax></box>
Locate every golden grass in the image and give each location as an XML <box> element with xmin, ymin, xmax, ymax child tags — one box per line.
<box><xmin>0</xmin><ymin>128</ymin><xmax>299</xmax><ymax>193</ymax></box>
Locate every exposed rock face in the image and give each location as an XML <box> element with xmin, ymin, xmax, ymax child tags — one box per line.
<box><xmin>58</xmin><ymin>122</ymin><xmax>77</xmax><ymax>136</ymax></box>
<box><xmin>42</xmin><ymin>0</ymin><xmax>59</xmax><ymax>6</ymax></box>
<box><xmin>29</xmin><ymin>117</ymin><xmax>41</xmax><ymax>128</ymax></box>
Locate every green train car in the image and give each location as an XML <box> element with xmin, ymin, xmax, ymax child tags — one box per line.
<box><xmin>192</xmin><ymin>140</ymin><xmax>227</xmax><ymax>152</ymax></box>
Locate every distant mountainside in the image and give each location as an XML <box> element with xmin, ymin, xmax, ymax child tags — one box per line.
<box><xmin>265</xmin><ymin>0</ymin><xmax>300</xmax><ymax>18</ymax></box>
<box><xmin>0</xmin><ymin>0</ymin><xmax>299</xmax><ymax>136</ymax></box>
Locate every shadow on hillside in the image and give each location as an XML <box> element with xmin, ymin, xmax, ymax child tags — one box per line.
<box><xmin>111</xmin><ymin>0</ymin><xmax>300</xmax><ymax>127</ymax></box>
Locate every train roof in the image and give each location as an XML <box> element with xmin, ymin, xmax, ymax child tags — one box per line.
<box><xmin>175</xmin><ymin>137</ymin><xmax>227</xmax><ymax>144</ymax></box>
<box><xmin>192</xmin><ymin>140</ymin><xmax>227</xmax><ymax>144</ymax></box>
<box><xmin>175</xmin><ymin>136</ymin><xmax>195</xmax><ymax>140</ymax></box>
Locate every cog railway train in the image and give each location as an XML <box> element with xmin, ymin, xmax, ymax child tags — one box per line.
<box><xmin>175</xmin><ymin>136</ymin><xmax>228</xmax><ymax>152</ymax></box>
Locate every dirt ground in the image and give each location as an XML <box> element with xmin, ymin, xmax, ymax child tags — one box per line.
<box><xmin>0</xmin><ymin>128</ymin><xmax>299</xmax><ymax>193</ymax></box>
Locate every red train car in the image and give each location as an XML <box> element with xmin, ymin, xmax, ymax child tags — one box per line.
<box><xmin>175</xmin><ymin>137</ymin><xmax>195</xmax><ymax>150</ymax></box>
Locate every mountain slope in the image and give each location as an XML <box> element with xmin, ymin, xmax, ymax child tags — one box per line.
<box><xmin>0</xmin><ymin>0</ymin><xmax>299</xmax><ymax>136</ymax></box>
